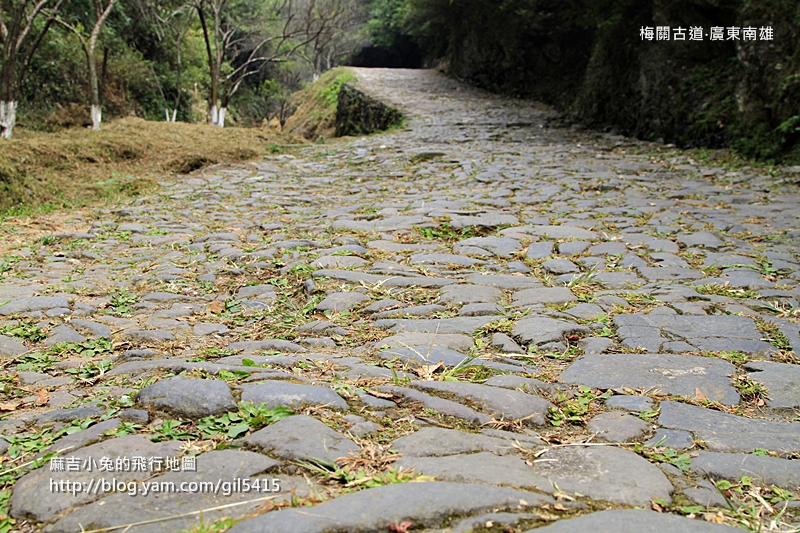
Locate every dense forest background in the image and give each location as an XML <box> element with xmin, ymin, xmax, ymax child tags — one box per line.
<box><xmin>2</xmin><ymin>0</ymin><xmax>798</xmax><ymax>163</ymax></box>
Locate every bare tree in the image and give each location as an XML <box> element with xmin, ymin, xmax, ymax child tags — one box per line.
<box><xmin>299</xmin><ymin>0</ymin><xmax>368</xmax><ymax>78</ymax></box>
<box><xmin>0</xmin><ymin>0</ymin><xmax>62</xmax><ymax>138</ymax></box>
<box><xmin>56</xmin><ymin>0</ymin><xmax>117</xmax><ymax>130</ymax></box>
<box><xmin>194</xmin><ymin>0</ymin><xmax>326</xmax><ymax>127</ymax></box>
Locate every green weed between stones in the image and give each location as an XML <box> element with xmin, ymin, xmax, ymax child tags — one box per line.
<box><xmin>0</xmin><ymin>321</ymin><xmax>46</xmax><ymax>342</ymax></box>
<box><xmin>695</xmin><ymin>282</ymin><xmax>760</xmax><ymax>300</ymax></box>
<box><xmin>548</xmin><ymin>386</ymin><xmax>611</xmax><ymax>427</ymax></box>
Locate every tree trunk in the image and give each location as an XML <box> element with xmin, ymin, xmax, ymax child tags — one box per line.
<box><xmin>88</xmin><ymin>48</ymin><xmax>101</xmax><ymax>130</ymax></box>
<box><xmin>217</xmin><ymin>106</ymin><xmax>226</xmax><ymax>127</ymax></box>
<box><xmin>0</xmin><ymin>101</ymin><xmax>17</xmax><ymax>139</ymax></box>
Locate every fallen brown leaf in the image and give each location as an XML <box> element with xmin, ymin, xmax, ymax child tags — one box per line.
<box><xmin>0</xmin><ymin>401</ymin><xmax>21</xmax><ymax>411</ymax></box>
<box><xmin>36</xmin><ymin>389</ymin><xmax>50</xmax><ymax>405</ymax></box>
<box><xmin>695</xmin><ymin>388</ymin><xmax>708</xmax><ymax>401</ymax></box>
<box><xmin>206</xmin><ymin>300</ymin><xmax>225</xmax><ymax>314</ymax></box>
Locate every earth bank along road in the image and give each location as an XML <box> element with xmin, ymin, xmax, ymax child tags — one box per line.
<box><xmin>2</xmin><ymin>67</ymin><xmax>800</xmax><ymax>533</ymax></box>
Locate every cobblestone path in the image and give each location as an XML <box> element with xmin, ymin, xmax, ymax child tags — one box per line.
<box><xmin>2</xmin><ymin>68</ymin><xmax>800</xmax><ymax>532</ymax></box>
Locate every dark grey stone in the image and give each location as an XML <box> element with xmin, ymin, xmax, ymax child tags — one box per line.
<box><xmin>523</xmin><ymin>509</ymin><xmax>737</xmax><ymax>532</ymax></box>
<box><xmin>512</xmin><ymin>287</ymin><xmax>576</xmax><ymax>306</ymax></box>
<box><xmin>48</xmin><ymin>450</ymin><xmax>284</xmax><ymax>533</ymax></box>
<box><xmin>678</xmin><ymin>232</ymin><xmax>724</xmax><ymax>249</ymax></box>
<box><xmin>0</xmin><ymin>334</ymin><xmax>27</xmax><ymax>358</ymax></box>
<box><xmin>465</xmin><ymin>273</ymin><xmax>542</xmax><ymax>289</ymax></box>
<box><xmin>376</xmin><ymin>332</ymin><xmax>475</xmax><ymax>352</ymax></box>
<box><xmin>315</xmin><ymin>292</ymin><xmax>369</xmax><ymax>312</ymax></box>
<box><xmin>492</xmin><ymin>332</ymin><xmax>526</xmax><ymax>353</ymax></box>
<box><xmin>459</xmin><ymin>302</ymin><xmax>504</xmax><ymax>316</ymax></box>
<box><xmin>36</xmin><ymin>407</ymin><xmax>104</xmax><ymax>425</ymax></box>
<box><xmin>122</xmin><ymin>329</ymin><xmax>176</xmax><ymax>343</ymax></box>
<box><xmin>513</xmin><ymin>316</ymin><xmax>590</xmax><ymax>346</ymax></box>
<box><xmin>240</xmin><ymin>381</ymin><xmax>348</xmax><ymax>411</ymax></box>
<box><xmin>483</xmin><ymin>375</ymin><xmax>559</xmax><ymax>395</ymax></box>
<box><xmin>373</xmin><ymin>316</ymin><xmax>502</xmax><ymax>334</ymax></box>
<box><xmin>410</xmin><ymin>380</ymin><xmax>552</xmax><ymax>426</ymax></box>
<box><xmin>70</xmin><ymin>319</ymin><xmax>112</xmax><ymax>339</ymax></box>
<box><xmin>587</xmin><ymin>411</ymin><xmax>650</xmax><ymax>442</ymax></box>
<box><xmin>438</xmin><ymin>284</ymin><xmax>502</xmax><ymax>305</ymax></box>
<box><xmin>45</xmin><ymin>325</ymin><xmax>86</xmax><ymax>346</ymax></box>
<box><xmin>501</xmin><ymin>225</ymin><xmax>597</xmax><ymax>240</ymax></box>
<box><xmin>614</xmin><ymin>314</ymin><xmax>774</xmax><ymax>354</ymax></box>
<box><xmin>376</xmin><ymin>385</ymin><xmax>492</xmax><ymax>425</ymax></box>
<box><xmin>606</xmin><ymin>395</ymin><xmax>654</xmax><ymax>413</ymax></box>
<box><xmin>118</xmin><ymin>409</ymin><xmax>150</xmax><ymax>424</ymax></box>
<box><xmin>313</xmin><ymin>269</ymin><xmax>454</xmax><ymax>288</ymax></box>
<box><xmin>236</xmin><ymin>284</ymin><xmax>277</xmax><ymax>300</ymax></box>
<box><xmin>646</xmin><ymin>429</ymin><xmax>695</xmax><ymax>449</ymax></box>
<box><xmin>225</xmin><ymin>339</ymin><xmax>307</xmax><ymax>353</ymax></box>
<box><xmin>227</xmin><ymin>481</ymin><xmax>548</xmax><ymax>533</ymax></box>
<box><xmin>529</xmin><ymin>446</ymin><xmax>673</xmax><ymax>505</ymax></box>
<box><xmin>526</xmin><ymin>242</ymin><xmax>554</xmax><ymax>259</ymax></box>
<box><xmin>559</xmin><ymin>353</ymin><xmax>740</xmax><ymax>405</ymax></box>
<box><xmin>11</xmin><ymin>436</ymin><xmax>182</xmax><ymax>522</ymax></box>
<box><xmin>744</xmin><ymin>361</ymin><xmax>800</xmax><ymax>408</ymax></box>
<box><xmin>0</xmin><ymin>296</ymin><xmax>70</xmax><ymax>316</ymax></box>
<box><xmin>637</xmin><ymin>267</ymin><xmax>704</xmax><ymax>282</ymax></box>
<box><xmin>542</xmin><ymin>259</ymin><xmax>580</xmax><ymax>274</ymax></box>
<box><xmin>136</xmin><ymin>378</ymin><xmax>236</xmax><ymax>418</ymax></box>
<box><xmin>689</xmin><ymin>451</ymin><xmax>800</xmax><ymax>490</ymax></box>
<box><xmin>372</xmin><ymin>304</ymin><xmax>446</xmax><ymax>319</ymax></box>
<box><xmin>391</xmin><ymin>427</ymin><xmax>537</xmax><ymax>456</ymax></box>
<box><xmin>454</xmin><ymin>237</ymin><xmax>522</xmax><ymax>257</ymax></box>
<box><xmin>239</xmin><ymin>414</ymin><xmax>358</xmax><ymax>464</ymax></box>
<box><xmin>558</xmin><ymin>241</ymin><xmax>590</xmax><ymax>255</ymax></box>
<box><xmin>409</xmin><ymin>253</ymin><xmax>484</xmax><ymax>266</ymax></box>
<box><xmin>658</xmin><ymin>400</ymin><xmax>800</xmax><ymax>453</ymax></box>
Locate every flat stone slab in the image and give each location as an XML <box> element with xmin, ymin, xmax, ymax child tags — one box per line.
<box><xmin>225</xmin><ymin>339</ymin><xmax>307</xmax><ymax>353</ymax></box>
<box><xmin>375</xmin><ymin>385</ymin><xmax>492</xmax><ymax>425</ymax></box>
<box><xmin>614</xmin><ymin>314</ymin><xmax>774</xmax><ymax>354</ymax></box>
<box><xmin>524</xmin><ymin>509</ymin><xmax>737</xmax><ymax>532</ymax></box>
<box><xmin>689</xmin><ymin>451</ymin><xmax>800</xmax><ymax>490</ymax></box>
<box><xmin>11</xmin><ymin>436</ymin><xmax>182</xmax><ymax>523</ymax></box>
<box><xmin>313</xmin><ymin>269</ymin><xmax>454</xmax><ymax>288</ymax></box>
<box><xmin>410</xmin><ymin>380</ymin><xmax>552</xmax><ymax>426</ymax></box>
<box><xmin>606</xmin><ymin>395</ymin><xmax>654</xmax><ymax>413</ymax></box>
<box><xmin>465</xmin><ymin>273</ymin><xmax>542</xmax><ymax>289</ymax></box>
<box><xmin>513</xmin><ymin>316</ymin><xmax>590</xmax><ymax>346</ymax></box>
<box><xmin>377</xmin><ymin>345</ymin><xmax>524</xmax><ymax>373</ymax></box>
<box><xmin>744</xmin><ymin>361</ymin><xmax>800</xmax><ymax>408</ymax></box>
<box><xmin>409</xmin><ymin>253</ymin><xmax>484</xmax><ymax>266</ymax></box>
<box><xmin>240</xmin><ymin>381</ymin><xmax>348</xmax><ymax>411</ymax></box>
<box><xmin>47</xmin><ymin>450</ymin><xmax>284</xmax><ymax>533</ymax></box>
<box><xmin>453</xmin><ymin>236</ymin><xmax>522</xmax><ymax>257</ymax></box>
<box><xmin>587</xmin><ymin>411</ymin><xmax>650</xmax><ymax>442</ymax></box>
<box><xmin>331</xmin><ymin>215</ymin><xmax>431</xmax><ymax>232</ymax></box>
<box><xmin>542</xmin><ymin>259</ymin><xmax>580</xmax><ymax>274</ymax></box>
<box><xmin>500</xmin><ymin>225</ymin><xmax>597</xmax><ymax>240</ymax></box>
<box><xmin>658</xmin><ymin>400</ymin><xmax>800</xmax><ymax>453</ymax></box>
<box><xmin>0</xmin><ymin>334</ymin><xmax>27</xmax><ymax>358</ymax></box>
<box><xmin>136</xmin><ymin>377</ymin><xmax>237</xmax><ymax>418</ymax></box>
<box><xmin>376</xmin><ymin>332</ymin><xmax>475</xmax><ymax>352</ymax></box>
<box><xmin>405</xmin><ymin>448</ymin><xmax>672</xmax><ymax>506</ymax></box>
<box><xmin>372</xmin><ymin>316</ymin><xmax>502</xmax><ymax>334</ymax></box>
<box><xmin>239</xmin><ymin>414</ymin><xmax>358</xmax><ymax>464</ymax></box>
<box><xmin>228</xmin><ymin>481</ymin><xmax>547</xmax><ymax>533</ymax></box>
<box><xmin>391</xmin><ymin>427</ymin><xmax>538</xmax><ymax>456</ymax></box>
<box><xmin>315</xmin><ymin>292</ymin><xmax>369</xmax><ymax>312</ymax></box>
<box><xmin>512</xmin><ymin>287</ymin><xmax>576</xmax><ymax>306</ymax></box>
<box><xmin>0</xmin><ymin>296</ymin><xmax>70</xmax><ymax>315</ymax></box>
<box><xmin>438</xmin><ymin>284</ymin><xmax>502</xmax><ymax>305</ymax></box>
<box><xmin>560</xmin><ymin>353</ymin><xmax>740</xmax><ymax>405</ymax></box>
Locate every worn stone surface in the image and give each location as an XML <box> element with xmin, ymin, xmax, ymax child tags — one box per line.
<box><xmin>658</xmin><ymin>401</ymin><xmax>800</xmax><ymax>453</ymax></box>
<box><xmin>411</xmin><ymin>380</ymin><xmax>552</xmax><ymax>426</ymax></box>
<box><xmin>136</xmin><ymin>378</ymin><xmax>237</xmax><ymax>418</ymax></box>
<box><xmin>5</xmin><ymin>67</ymin><xmax>800</xmax><ymax>532</ymax></box>
<box><xmin>524</xmin><ymin>509</ymin><xmax>737</xmax><ymax>532</ymax></box>
<box><xmin>560</xmin><ymin>354</ymin><xmax>740</xmax><ymax>405</ymax></box>
<box><xmin>240</xmin><ymin>381</ymin><xmax>348</xmax><ymax>411</ymax></box>
<box><xmin>239</xmin><ymin>415</ymin><xmax>358</xmax><ymax>464</ymax></box>
<box><xmin>227</xmin><ymin>482</ymin><xmax>549</xmax><ymax>533</ymax></box>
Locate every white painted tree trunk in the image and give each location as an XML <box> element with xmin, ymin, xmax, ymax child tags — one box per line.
<box><xmin>210</xmin><ymin>103</ymin><xmax>218</xmax><ymax>126</ymax></box>
<box><xmin>91</xmin><ymin>104</ymin><xmax>101</xmax><ymax>130</ymax></box>
<box><xmin>171</xmin><ymin>108</ymin><xmax>177</xmax><ymax>122</ymax></box>
<box><xmin>217</xmin><ymin>107</ymin><xmax>226</xmax><ymax>127</ymax></box>
<box><xmin>0</xmin><ymin>101</ymin><xmax>17</xmax><ymax>139</ymax></box>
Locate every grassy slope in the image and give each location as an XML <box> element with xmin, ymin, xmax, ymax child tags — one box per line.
<box><xmin>284</xmin><ymin>67</ymin><xmax>356</xmax><ymax>140</ymax></box>
<box><xmin>0</xmin><ymin>117</ymin><xmax>298</xmax><ymax>218</ymax></box>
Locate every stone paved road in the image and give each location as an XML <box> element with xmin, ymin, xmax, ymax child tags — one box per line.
<box><xmin>2</xmin><ymin>68</ymin><xmax>800</xmax><ymax>532</ymax></box>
